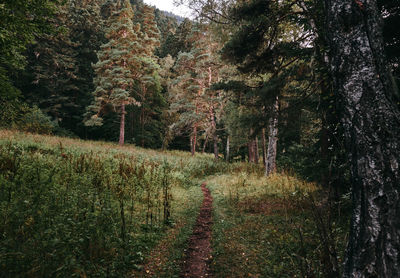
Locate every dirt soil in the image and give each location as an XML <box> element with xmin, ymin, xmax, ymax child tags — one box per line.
<box><xmin>181</xmin><ymin>183</ymin><xmax>213</xmax><ymax>278</ymax></box>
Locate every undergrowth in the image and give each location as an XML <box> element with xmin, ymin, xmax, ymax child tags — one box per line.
<box><xmin>0</xmin><ymin>130</ymin><xmax>224</xmax><ymax>277</ymax></box>
<box><xmin>208</xmin><ymin>172</ymin><xmax>350</xmax><ymax>278</ymax></box>
<box><xmin>0</xmin><ymin>130</ymin><xmax>351</xmax><ymax>277</ymax></box>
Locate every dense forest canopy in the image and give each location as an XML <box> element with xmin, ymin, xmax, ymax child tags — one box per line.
<box><xmin>0</xmin><ymin>0</ymin><xmax>399</xmax><ymax>276</ymax></box>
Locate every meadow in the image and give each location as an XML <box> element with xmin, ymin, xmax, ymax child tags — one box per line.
<box><xmin>0</xmin><ymin>130</ymin><xmax>350</xmax><ymax>277</ymax></box>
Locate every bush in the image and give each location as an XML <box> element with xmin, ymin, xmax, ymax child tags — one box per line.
<box><xmin>0</xmin><ymin>99</ymin><xmax>55</xmax><ymax>134</ymax></box>
<box><xmin>19</xmin><ymin>106</ymin><xmax>55</xmax><ymax>134</ymax></box>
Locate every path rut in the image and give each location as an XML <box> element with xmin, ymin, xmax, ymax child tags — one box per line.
<box><xmin>181</xmin><ymin>183</ymin><xmax>213</xmax><ymax>278</ymax></box>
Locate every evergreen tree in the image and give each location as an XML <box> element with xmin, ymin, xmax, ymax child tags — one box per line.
<box><xmin>128</xmin><ymin>4</ymin><xmax>164</xmax><ymax>147</ymax></box>
<box><xmin>85</xmin><ymin>0</ymin><xmax>140</xmax><ymax>145</ymax></box>
<box><xmin>159</xmin><ymin>18</ymin><xmax>193</xmax><ymax>58</ymax></box>
<box><xmin>171</xmin><ymin>25</ymin><xmax>225</xmax><ymax>156</ymax></box>
<box><xmin>23</xmin><ymin>3</ymin><xmax>79</xmax><ymax>126</ymax></box>
<box><xmin>16</xmin><ymin>0</ymin><xmax>106</xmax><ymax>136</ymax></box>
<box><xmin>0</xmin><ymin>0</ymin><xmax>58</xmax><ymax>100</ymax></box>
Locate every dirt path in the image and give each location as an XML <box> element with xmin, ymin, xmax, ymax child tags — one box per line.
<box><xmin>181</xmin><ymin>183</ymin><xmax>213</xmax><ymax>278</ymax></box>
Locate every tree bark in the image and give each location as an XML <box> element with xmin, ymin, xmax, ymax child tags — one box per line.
<box><xmin>324</xmin><ymin>0</ymin><xmax>400</xmax><ymax>276</ymax></box>
<box><xmin>226</xmin><ymin>136</ymin><xmax>230</xmax><ymax>162</ymax></box>
<box><xmin>262</xmin><ymin>128</ymin><xmax>267</xmax><ymax>168</ymax></box>
<box><xmin>248</xmin><ymin>141</ymin><xmax>254</xmax><ymax>163</ymax></box>
<box><xmin>191</xmin><ymin>123</ymin><xmax>197</xmax><ymax>156</ymax></box>
<box><xmin>140</xmin><ymin>106</ymin><xmax>145</xmax><ymax>148</ymax></box>
<box><xmin>202</xmin><ymin>134</ymin><xmax>209</xmax><ymax>154</ymax></box>
<box><xmin>254</xmin><ymin>137</ymin><xmax>259</xmax><ymax>164</ymax></box>
<box><xmin>119</xmin><ymin>103</ymin><xmax>125</xmax><ymax>146</ymax></box>
<box><xmin>210</xmin><ymin>107</ymin><xmax>219</xmax><ymax>160</ymax></box>
<box><xmin>265</xmin><ymin>96</ymin><xmax>279</xmax><ymax>176</ymax></box>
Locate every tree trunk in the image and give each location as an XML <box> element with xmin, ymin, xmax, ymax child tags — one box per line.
<box><xmin>190</xmin><ymin>135</ymin><xmax>193</xmax><ymax>154</ymax></box>
<box><xmin>248</xmin><ymin>128</ymin><xmax>254</xmax><ymax>163</ymax></box>
<box><xmin>254</xmin><ymin>137</ymin><xmax>259</xmax><ymax>164</ymax></box>
<box><xmin>210</xmin><ymin>107</ymin><xmax>219</xmax><ymax>160</ymax></box>
<box><xmin>213</xmin><ymin>133</ymin><xmax>218</xmax><ymax>159</ymax></box>
<box><xmin>265</xmin><ymin>96</ymin><xmax>279</xmax><ymax>176</ymax></box>
<box><xmin>324</xmin><ymin>0</ymin><xmax>400</xmax><ymax>276</ymax></box>
<box><xmin>226</xmin><ymin>136</ymin><xmax>230</xmax><ymax>162</ymax></box>
<box><xmin>248</xmin><ymin>141</ymin><xmax>254</xmax><ymax>163</ymax></box>
<box><xmin>202</xmin><ymin>134</ymin><xmax>209</xmax><ymax>154</ymax></box>
<box><xmin>191</xmin><ymin>124</ymin><xmax>197</xmax><ymax>156</ymax></box>
<box><xmin>119</xmin><ymin>103</ymin><xmax>125</xmax><ymax>146</ymax></box>
<box><xmin>140</xmin><ymin>107</ymin><xmax>145</xmax><ymax>148</ymax></box>
<box><xmin>262</xmin><ymin>128</ymin><xmax>267</xmax><ymax>168</ymax></box>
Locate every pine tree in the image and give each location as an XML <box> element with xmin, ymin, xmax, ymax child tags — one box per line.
<box><xmin>130</xmin><ymin>4</ymin><xmax>163</xmax><ymax>147</ymax></box>
<box><xmin>171</xmin><ymin>25</ymin><xmax>224</xmax><ymax>156</ymax></box>
<box><xmin>159</xmin><ymin>18</ymin><xmax>193</xmax><ymax>58</ymax></box>
<box><xmin>85</xmin><ymin>0</ymin><xmax>140</xmax><ymax>145</ymax></box>
<box><xmin>16</xmin><ymin>0</ymin><xmax>106</xmax><ymax>136</ymax></box>
<box><xmin>26</xmin><ymin>3</ymin><xmax>79</xmax><ymax>124</ymax></box>
<box><xmin>0</xmin><ymin>0</ymin><xmax>57</xmax><ymax>100</ymax></box>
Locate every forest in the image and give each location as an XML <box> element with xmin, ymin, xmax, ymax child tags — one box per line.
<box><xmin>0</xmin><ymin>0</ymin><xmax>399</xmax><ymax>277</ymax></box>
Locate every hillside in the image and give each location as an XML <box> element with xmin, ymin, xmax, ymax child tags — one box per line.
<box><xmin>0</xmin><ymin>130</ymin><xmax>349</xmax><ymax>277</ymax></box>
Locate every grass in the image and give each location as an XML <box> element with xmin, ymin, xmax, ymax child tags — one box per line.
<box><xmin>0</xmin><ymin>130</ymin><xmax>220</xmax><ymax>277</ymax></box>
<box><xmin>207</xmin><ymin>171</ymin><xmax>350</xmax><ymax>278</ymax></box>
<box><xmin>0</xmin><ymin>129</ymin><xmax>350</xmax><ymax>277</ymax></box>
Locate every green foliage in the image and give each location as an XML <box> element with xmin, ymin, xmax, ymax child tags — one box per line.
<box><xmin>86</xmin><ymin>0</ymin><xmax>139</xmax><ymax>126</ymax></box>
<box><xmin>158</xmin><ymin>18</ymin><xmax>193</xmax><ymax>58</ymax></box>
<box><xmin>208</xmin><ymin>172</ymin><xmax>350</xmax><ymax>277</ymax></box>
<box><xmin>0</xmin><ymin>131</ymin><xmax>231</xmax><ymax>276</ymax></box>
<box><xmin>0</xmin><ymin>0</ymin><xmax>58</xmax><ymax>70</ymax></box>
<box><xmin>0</xmin><ymin>101</ymin><xmax>55</xmax><ymax>134</ymax></box>
<box><xmin>0</xmin><ymin>0</ymin><xmax>59</xmax><ymax>105</ymax></box>
<box><xmin>18</xmin><ymin>106</ymin><xmax>55</xmax><ymax>134</ymax></box>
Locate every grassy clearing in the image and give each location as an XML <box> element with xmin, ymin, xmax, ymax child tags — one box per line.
<box><xmin>0</xmin><ymin>130</ymin><xmax>216</xmax><ymax>277</ymax></box>
<box><xmin>207</xmin><ymin>172</ymin><xmax>350</xmax><ymax>278</ymax></box>
<box><xmin>0</xmin><ymin>130</ymin><xmax>350</xmax><ymax>277</ymax></box>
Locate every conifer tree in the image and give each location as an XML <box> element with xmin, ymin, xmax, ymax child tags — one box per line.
<box><xmin>85</xmin><ymin>0</ymin><xmax>140</xmax><ymax>145</ymax></box>
<box><xmin>221</xmin><ymin>0</ymin><xmax>312</xmax><ymax>174</ymax></box>
<box><xmin>129</xmin><ymin>4</ymin><xmax>163</xmax><ymax>147</ymax></box>
<box><xmin>17</xmin><ymin>0</ymin><xmax>105</xmax><ymax>136</ymax></box>
<box><xmin>171</xmin><ymin>25</ymin><xmax>224</xmax><ymax>157</ymax></box>
<box><xmin>23</xmin><ymin>2</ymin><xmax>79</xmax><ymax>125</ymax></box>
<box><xmin>0</xmin><ymin>0</ymin><xmax>58</xmax><ymax>100</ymax></box>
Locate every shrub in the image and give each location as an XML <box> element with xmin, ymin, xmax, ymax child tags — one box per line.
<box><xmin>0</xmin><ymin>100</ymin><xmax>55</xmax><ymax>134</ymax></box>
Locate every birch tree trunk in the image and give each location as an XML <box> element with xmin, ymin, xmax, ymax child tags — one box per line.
<box><xmin>324</xmin><ymin>0</ymin><xmax>400</xmax><ymax>276</ymax></box>
<box><xmin>265</xmin><ymin>96</ymin><xmax>279</xmax><ymax>176</ymax></box>
<box><xmin>119</xmin><ymin>103</ymin><xmax>125</xmax><ymax>146</ymax></box>
<box><xmin>262</xmin><ymin>128</ymin><xmax>267</xmax><ymax>168</ymax></box>
<box><xmin>210</xmin><ymin>108</ymin><xmax>219</xmax><ymax>160</ymax></box>
<box><xmin>226</xmin><ymin>136</ymin><xmax>230</xmax><ymax>162</ymax></box>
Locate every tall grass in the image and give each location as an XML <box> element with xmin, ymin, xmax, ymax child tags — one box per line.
<box><xmin>0</xmin><ymin>130</ymin><xmax>227</xmax><ymax>276</ymax></box>
<box><xmin>207</xmin><ymin>170</ymin><xmax>349</xmax><ymax>277</ymax></box>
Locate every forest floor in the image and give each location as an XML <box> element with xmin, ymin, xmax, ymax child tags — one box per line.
<box><xmin>181</xmin><ymin>183</ymin><xmax>213</xmax><ymax>278</ymax></box>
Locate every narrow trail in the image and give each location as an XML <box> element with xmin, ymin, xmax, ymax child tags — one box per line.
<box><xmin>181</xmin><ymin>183</ymin><xmax>213</xmax><ymax>278</ymax></box>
